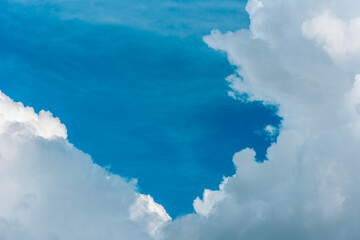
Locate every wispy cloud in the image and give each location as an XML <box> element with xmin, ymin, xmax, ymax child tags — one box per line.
<box><xmin>5</xmin><ymin>0</ymin><xmax>249</xmax><ymax>36</ymax></box>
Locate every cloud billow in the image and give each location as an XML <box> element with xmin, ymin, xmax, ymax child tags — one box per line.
<box><xmin>3</xmin><ymin>0</ymin><xmax>360</xmax><ymax>239</ymax></box>
<box><xmin>164</xmin><ymin>0</ymin><xmax>360</xmax><ymax>239</ymax></box>
<box><xmin>0</xmin><ymin>91</ymin><xmax>170</xmax><ymax>240</ymax></box>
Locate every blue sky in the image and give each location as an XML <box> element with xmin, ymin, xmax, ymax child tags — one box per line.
<box><xmin>0</xmin><ymin>0</ymin><xmax>280</xmax><ymax>217</ymax></box>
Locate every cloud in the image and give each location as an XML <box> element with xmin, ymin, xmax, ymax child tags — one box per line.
<box><xmin>130</xmin><ymin>194</ymin><xmax>171</xmax><ymax>237</ymax></box>
<box><xmin>0</xmin><ymin>93</ymin><xmax>67</xmax><ymax>139</ymax></box>
<box><xmin>5</xmin><ymin>0</ymin><xmax>248</xmax><ymax>36</ymax></box>
<box><xmin>302</xmin><ymin>11</ymin><xmax>360</xmax><ymax>59</ymax></box>
<box><xmin>3</xmin><ymin>0</ymin><xmax>360</xmax><ymax>239</ymax></box>
<box><xmin>161</xmin><ymin>0</ymin><xmax>360</xmax><ymax>239</ymax></box>
<box><xmin>193</xmin><ymin>177</ymin><xmax>228</xmax><ymax>217</ymax></box>
<box><xmin>0</xmin><ymin>90</ymin><xmax>169</xmax><ymax>239</ymax></box>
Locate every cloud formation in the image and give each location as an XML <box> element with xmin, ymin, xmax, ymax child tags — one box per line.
<box><xmin>3</xmin><ymin>0</ymin><xmax>360</xmax><ymax>239</ymax></box>
<box><xmin>0</xmin><ymin>90</ymin><xmax>170</xmax><ymax>240</ymax></box>
<box><xmin>162</xmin><ymin>0</ymin><xmax>360</xmax><ymax>239</ymax></box>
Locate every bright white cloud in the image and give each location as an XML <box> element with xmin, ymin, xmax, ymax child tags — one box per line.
<box><xmin>0</xmin><ymin>90</ymin><xmax>169</xmax><ymax>240</ymax></box>
<box><xmin>193</xmin><ymin>177</ymin><xmax>228</xmax><ymax>217</ymax></box>
<box><xmin>130</xmin><ymin>194</ymin><xmax>171</xmax><ymax>237</ymax></box>
<box><xmin>161</xmin><ymin>0</ymin><xmax>360</xmax><ymax>239</ymax></box>
<box><xmin>4</xmin><ymin>0</ymin><xmax>360</xmax><ymax>239</ymax></box>
<box><xmin>302</xmin><ymin>12</ymin><xmax>360</xmax><ymax>59</ymax></box>
<box><xmin>0</xmin><ymin>93</ymin><xmax>67</xmax><ymax>139</ymax></box>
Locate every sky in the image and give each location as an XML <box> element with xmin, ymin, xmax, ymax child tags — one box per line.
<box><xmin>0</xmin><ymin>0</ymin><xmax>280</xmax><ymax>217</ymax></box>
<box><xmin>3</xmin><ymin>0</ymin><xmax>360</xmax><ymax>239</ymax></box>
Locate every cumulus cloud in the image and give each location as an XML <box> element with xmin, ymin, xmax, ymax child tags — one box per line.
<box><xmin>193</xmin><ymin>178</ymin><xmax>228</xmax><ymax>217</ymax></box>
<box><xmin>0</xmin><ymin>93</ymin><xmax>67</xmax><ymax>139</ymax></box>
<box><xmin>302</xmin><ymin>12</ymin><xmax>360</xmax><ymax>59</ymax></box>
<box><xmin>130</xmin><ymin>194</ymin><xmax>171</xmax><ymax>237</ymax></box>
<box><xmin>161</xmin><ymin>0</ymin><xmax>360</xmax><ymax>239</ymax></box>
<box><xmin>4</xmin><ymin>0</ymin><xmax>360</xmax><ymax>239</ymax></box>
<box><xmin>0</xmin><ymin>90</ymin><xmax>169</xmax><ymax>240</ymax></box>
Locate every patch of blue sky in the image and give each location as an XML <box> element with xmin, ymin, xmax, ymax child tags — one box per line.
<box><xmin>0</xmin><ymin>0</ymin><xmax>280</xmax><ymax>217</ymax></box>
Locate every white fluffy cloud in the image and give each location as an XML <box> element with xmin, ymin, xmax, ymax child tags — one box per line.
<box><xmin>162</xmin><ymin>0</ymin><xmax>360</xmax><ymax>239</ymax></box>
<box><xmin>0</xmin><ymin>93</ymin><xmax>67</xmax><ymax>139</ymax></box>
<box><xmin>302</xmin><ymin>12</ymin><xmax>360</xmax><ymax>59</ymax></box>
<box><xmin>3</xmin><ymin>0</ymin><xmax>360</xmax><ymax>239</ymax></box>
<box><xmin>0</xmin><ymin>90</ymin><xmax>170</xmax><ymax>240</ymax></box>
